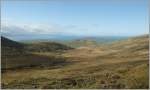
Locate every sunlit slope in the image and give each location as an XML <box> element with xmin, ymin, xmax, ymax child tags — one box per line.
<box><xmin>110</xmin><ymin>35</ymin><xmax>149</xmax><ymax>51</ymax></box>
<box><xmin>106</xmin><ymin>34</ymin><xmax>149</xmax><ymax>59</ymax></box>
<box><xmin>64</xmin><ymin>35</ymin><xmax>149</xmax><ymax>59</ymax></box>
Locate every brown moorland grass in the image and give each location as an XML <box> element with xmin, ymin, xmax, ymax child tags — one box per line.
<box><xmin>1</xmin><ymin>35</ymin><xmax>149</xmax><ymax>89</ymax></box>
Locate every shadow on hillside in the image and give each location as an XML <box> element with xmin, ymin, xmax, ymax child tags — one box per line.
<box><xmin>1</xmin><ymin>53</ymin><xmax>74</xmax><ymax>73</ymax></box>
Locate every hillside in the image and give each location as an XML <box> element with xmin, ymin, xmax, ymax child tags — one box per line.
<box><xmin>65</xmin><ymin>39</ymin><xmax>98</xmax><ymax>48</ymax></box>
<box><xmin>25</xmin><ymin>42</ymin><xmax>73</xmax><ymax>52</ymax></box>
<box><xmin>1</xmin><ymin>36</ymin><xmax>25</xmax><ymax>56</ymax></box>
<box><xmin>21</xmin><ymin>36</ymin><xmax>128</xmax><ymax>48</ymax></box>
<box><xmin>62</xmin><ymin>36</ymin><xmax>128</xmax><ymax>48</ymax></box>
<box><xmin>1</xmin><ymin>36</ymin><xmax>73</xmax><ymax>54</ymax></box>
<box><xmin>107</xmin><ymin>34</ymin><xmax>149</xmax><ymax>57</ymax></box>
<box><xmin>1</xmin><ymin>36</ymin><xmax>73</xmax><ymax>70</ymax></box>
<box><xmin>1</xmin><ymin>35</ymin><xmax>149</xmax><ymax>89</ymax></box>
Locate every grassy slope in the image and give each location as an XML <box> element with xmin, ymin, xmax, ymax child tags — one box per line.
<box><xmin>1</xmin><ymin>36</ymin><xmax>25</xmax><ymax>56</ymax></box>
<box><xmin>1</xmin><ymin>36</ymin><xmax>73</xmax><ymax>70</ymax></box>
<box><xmin>25</xmin><ymin>42</ymin><xmax>73</xmax><ymax>52</ymax></box>
<box><xmin>1</xmin><ymin>35</ymin><xmax>149</xmax><ymax>89</ymax></box>
<box><xmin>63</xmin><ymin>39</ymin><xmax>99</xmax><ymax>48</ymax></box>
<box><xmin>60</xmin><ymin>36</ymin><xmax>128</xmax><ymax>48</ymax></box>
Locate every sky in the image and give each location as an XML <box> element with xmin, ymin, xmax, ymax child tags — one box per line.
<box><xmin>1</xmin><ymin>0</ymin><xmax>149</xmax><ymax>40</ymax></box>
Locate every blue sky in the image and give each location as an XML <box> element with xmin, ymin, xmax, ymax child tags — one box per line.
<box><xmin>1</xmin><ymin>0</ymin><xmax>149</xmax><ymax>39</ymax></box>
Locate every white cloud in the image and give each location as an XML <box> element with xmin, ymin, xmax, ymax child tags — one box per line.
<box><xmin>1</xmin><ymin>21</ymin><xmax>67</xmax><ymax>35</ymax></box>
<box><xmin>1</xmin><ymin>21</ymin><xmax>99</xmax><ymax>37</ymax></box>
